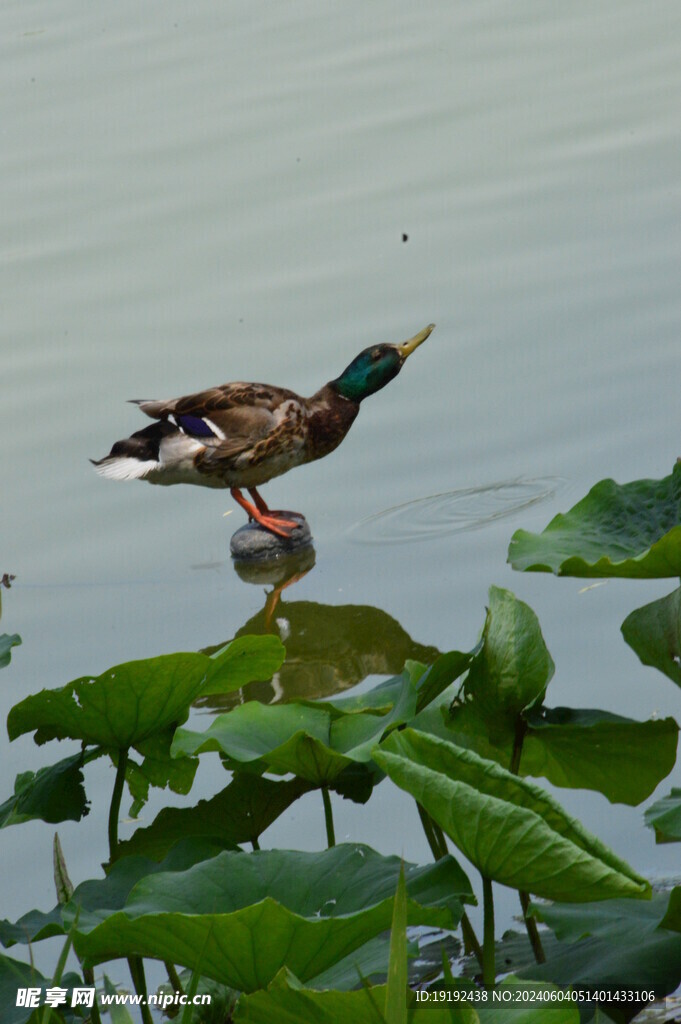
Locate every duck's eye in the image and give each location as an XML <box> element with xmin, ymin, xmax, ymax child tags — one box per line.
<box><xmin>371</xmin><ymin>349</ymin><xmax>382</xmax><ymax>362</ymax></box>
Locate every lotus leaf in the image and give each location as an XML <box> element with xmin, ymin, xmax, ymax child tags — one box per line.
<box><xmin>508</xmin><ymin>466</ymin><xmax>681</xmax><ymax>577</ymax></box>
<box><xmin>374</xmin><ymin>730</ymin><xmax>649</xmax><ymax>901</ymax></box>
<box><xmin>172</xmin><ymin>687</ymin><xmax>413</xmax><ymax>785</ymax></box>
<box><xmin>7</xmin><ymin>637</ymin><xmax>280</xmax><ymax>749</ymax></box>
<box><xmin>462</xmin><ymin>586</ymin><xmax>554</xmax><ymax>733</ymax></box>
<box><xmin>74</xmin><ymin>845</ymin><xmax>471</xmax><ymax>991</ymax></box>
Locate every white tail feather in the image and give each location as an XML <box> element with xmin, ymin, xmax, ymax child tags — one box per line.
<box><xmin>93</xmin><ymin>457</ymin><xmax>159</xmax><ymax>481</ymax></box>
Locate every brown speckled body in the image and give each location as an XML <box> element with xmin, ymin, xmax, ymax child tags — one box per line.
<box><xmin>130</xmin><ymin>381</ymin><xmax>360</xmax><ymax>489</ymax></box>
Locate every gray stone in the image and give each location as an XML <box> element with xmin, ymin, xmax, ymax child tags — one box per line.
<box><xmin>230</xmin><ymin>514</ymin><xmax>313</xmax><ymax>562</ymax></box>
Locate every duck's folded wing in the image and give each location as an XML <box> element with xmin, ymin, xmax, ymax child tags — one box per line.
<box><xmin>133</xmin><ymin>383</ymin><xmax>303</xmax><ymax>462</ymax></box>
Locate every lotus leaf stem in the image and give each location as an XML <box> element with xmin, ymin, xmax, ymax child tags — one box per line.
<box><xmin>322</xmin><ymin>786</ymin><xmax>336</xmax><ymax>847</ymax></box>
<box><xmin>165</xmin><ymin>961</ymin><xmax>184</xmax><ymax>996</ymax></box>
<box><xmin>128</xmin><ymin>956</ymin><xmax>153</xmax><ymax>1024</ymax></box>
<box><xmin>481</xmin><ymin>875</ymin><xmax>495</xmax><ymax>989</ymax></box>
<box><xmin>509</xmin><ymin>719</ymin><xmax>546</xmax><ymax>963</ymax></box>
<box><xmin>107</xmin><ymin>749</ymin><xmax>128</xmax><ymax>862</ymax></box>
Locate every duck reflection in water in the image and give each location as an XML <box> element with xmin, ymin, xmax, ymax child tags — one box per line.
<box><xmin>197</xmin><ymin>548</ymin><xmax>439</xmax><ymax>710</ymax></box>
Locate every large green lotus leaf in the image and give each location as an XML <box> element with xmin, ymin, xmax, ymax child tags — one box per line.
<box><xmin>7</xmin><ymin>653</ymin><xmax>211</xmax><ymax>749</ymax></box>
<box><xmin>621</xmin><ymin>587</ymin><xmax>681</xmax><ymax>686</ymax></box>
<box><xmin>374</xmin><ymin>730</ymin><xmax>649</xmax><ymax>902</ymax></box>
<box><xmin>172</xmin><ymin>700</ymin><xmax>397</xmax><ymax>785</ymax></box>
<box><xmin>440</xmin><ymin>703</ymin><xmax>677</xmax><ymax>806</ymax></box>
<box><xmin>463</xmin><ymin>587</ymin><xmax>554</xmax><ymax>732</ymax></box>
<box><xmin>122</xmin><ymin>845</ymin><xmax>473</xmax><ymax>917</ymax></box>
<box><xmin>7</xmin><ymin>639</ymin><xmax>279</xmax><ymax>749</ymax></box>
<box><xmin>0</xmin><ymin>753</ymin><xmax>89</xmax><ymax>828</ymax></box>
<box><xmin>0</xmin><ymin>634</ymin><xmax>21</xmax><ymax>670</ymax></box>
<box><xmin>234</xmin><ymin>968</ymin><xmax>477</xmax><ymax>1023</ymax></box>
<box><xmin>644</xmin><ymin>788</ymin><xmax>681</xmax><ymax>843</ymax></box>
<box><xmin>172</xmin><ymin>703</ymin><xmax>352</xmax><ymax>783</ymax></box>
<box><xmin>118</xmin><ymin>774</ymin><xmax>310</xmax><ymax>860</ymax></box>
<box><xmin>508</xmin><ymin>466</ymin><xmax>681</xmax><ymax>577</ymax></box>
<box><xmin>74</xmin><ymin>846</ymin><xmax>470</xmax><ymax>991</ymax></box>
<box><xmin>202</xmin><ymin>635</ymin><xmax>286</xmax><ymax>695</ymax></box>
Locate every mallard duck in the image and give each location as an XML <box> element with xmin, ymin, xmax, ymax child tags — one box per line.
<box><xmin>92</xmin><ymin>323</ymin><xmax>434</xmax><ymax>537</ymax></box>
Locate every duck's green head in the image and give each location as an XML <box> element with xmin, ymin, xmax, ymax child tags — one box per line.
<box><xmin>332</xmin><ymin>323</ymin><xmax>435</xmax><ymax>403</ymax></box>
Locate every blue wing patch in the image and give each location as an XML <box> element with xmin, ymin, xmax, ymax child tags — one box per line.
<box><xmin>175</xmin><ymin>414</ymin><xmax>217</xmax><ymax>438</ymax></box>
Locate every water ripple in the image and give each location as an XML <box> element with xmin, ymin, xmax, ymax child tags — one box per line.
<box><xmin>347</xmin><ymin>477</ymin><xmax>565</xmax><ymax>545</ymax></box>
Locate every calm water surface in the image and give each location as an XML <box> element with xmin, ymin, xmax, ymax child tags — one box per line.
<box><xmin>3</xmin><ymin>0</ymin><xmax>681</xmax><ymax>991</ymax></box>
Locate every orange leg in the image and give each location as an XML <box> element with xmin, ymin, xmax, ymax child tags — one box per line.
<box><xmin>231</xmin><ymin>487</ymin><xmax>300</xmax><ymax>538</ymax></box>
<box><xmin>247</xmin><ymin>487</ymin><xmax>298</xmax><ymax>519</ymax></box>
<box><xmin>247</xmin><ymin>488</ymin><xmax>273</xmax><ymax>515</ymax></box>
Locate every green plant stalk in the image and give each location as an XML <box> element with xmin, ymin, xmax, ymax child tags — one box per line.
<box><xmin>416</xmin><ymin>801</ymin><xmax>439</xmax><ymax>860</ymax></box>
<box><xmin>416</xmin><ymin>801</ymin><xmax>483</xmax><ymax>970</ymax></box>
<box><xmin>128</xmin><ymin>956</ymin><xmax>153</xmax><ymax>1024</ymax></box>
<box><xmin>481</xmin><ymin>875</ymin><xmax>495</xmax><ymax>989</ymax></box>
<box><xmin>164</xmin><ymin>961</ymin><xmax>184</xmax><ymax>997</ymax></box>
<box><xmin>508</xmin><ymin>718</ymin><xmax>527</xmax><ymax>776</ymax></box>
<box><xmin>426</xmin><ymin>817</ymin><xmax>448</xmax><ymax>860</ymax></box>
<box><xmin>519</xmin><ymin>891</ymin><xmax>545</xmax><ymax>963</ymax></box>
<box><xmin>416</xmin><ymin>802</ymin><xmax>446</xmax><ymax>860</ymax></box>
<box><xmin>83</xmin><ymin>966</ymin><xmax>103</xmax><ymax>1024</ymax></box>
<box><xmin>40</xmin><ymin>920</ymin><xmax>77</xmax><ymax>1024</ymax></box>
<box><xmin>108</xmin><ymin>748</ymin><xmax>129</xmax><ymax>862</ymax></box>
<box><xmin>508</xmin><ymin>718</ymin><xmax>545</xmax><ymax>964</ymax></box>
<box><xmin>321</xmin><ymin>786</ymin><xmax>336</xmax><ymax>847</ymax></box>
